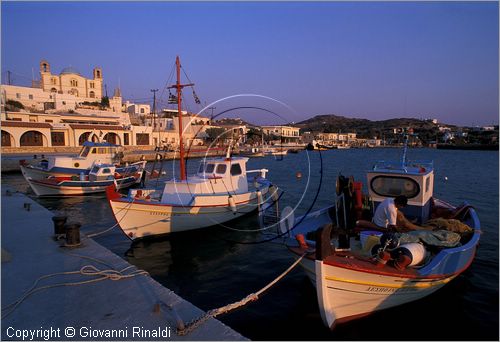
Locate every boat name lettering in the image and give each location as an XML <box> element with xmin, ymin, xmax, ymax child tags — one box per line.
<box><xmin>365</xmin><ymin>286</ymin><xmax>416</xmax><ymax>293</ymax></box>
<box><xmin>149</xmin><ymin>211</ymin><xmax>169</xmax><ymax>216</ymax></box>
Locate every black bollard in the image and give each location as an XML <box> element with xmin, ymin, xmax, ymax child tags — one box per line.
<box><xmin>52</xmin><ymin>216</ymin><xmax>67</xmax><ymax>237</ymax></box>
<box><xmin>65</xmin><ymin>223</ymin><xmax>81</xmax><ymax>247</ymax></box>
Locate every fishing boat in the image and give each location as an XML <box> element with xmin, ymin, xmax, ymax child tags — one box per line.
<box><xmin>240</xmin><ymin>147</ymin><xmax>265</xmax><ymax>158</ymax></box>
<box><xmin>25</xmin><ymin>161</ymin><xmax>146</xmax><ymax>197</ymax></box>
<box><xmin>306</xmin><ymin>140</ymin><xmax>329</xmax><ymax>151</ymax></box>
<box><xmin>19</xmin><ymin>141</ymin><xmax>124</xmax><ymax>180</ymax></box>
<box><xmin>264</xmin><ymin>147</ymin><xmax>288</xmax><ymax>156</ymax></box>
<box><xmin>284</xmin><ymin>134</ymin><xmax>481</xmax><ymax>329</ymax></box>
<box><xmin>335</xmin><ymin>144</ymin><xmax>351</xmax><ymax>149</ymax></box>
<box><xmin>106</xmin><ymin>56</ymin><xmax>278</xmax><ymax>240</ymax></box>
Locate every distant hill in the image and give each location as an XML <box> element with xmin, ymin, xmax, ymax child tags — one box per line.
<box><xmin>294</xmin><ymin>114</ymin><xmax>449</xmax><ymax>142</ymax></box>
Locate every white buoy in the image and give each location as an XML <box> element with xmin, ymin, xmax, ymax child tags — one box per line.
<box><xmin>228</xmin><ymin>195</ymin><xmax>237</xmax><ymax>214</ymax></box>
<box><xmin>444</xmin><ymin>176</ymin><xmax>448</xmax><ymax>181</ymax></box>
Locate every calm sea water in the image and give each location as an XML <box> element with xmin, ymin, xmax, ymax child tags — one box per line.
<box><xmin>3</xmin><ymin>148</ymin><xmax>498</xmax><ymax>340</ymax></box>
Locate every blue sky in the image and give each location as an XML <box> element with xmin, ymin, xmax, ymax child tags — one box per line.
<box><xmin>2</xmin><ymin>1</ymin><xmax>498</xmax><ymax>126</ymax></box>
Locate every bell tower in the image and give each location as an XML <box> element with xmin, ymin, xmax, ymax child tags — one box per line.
<box><xmin>92</xmin><ymin>67</ymin><xmax>103</xmax><ymax>99</ymax></box>
<box><xmin>40</xmin><ymin>60</ymin><xmax>50</xmax><ymax>74</ymax></box>
<box><xmin>93</xmin><ymin>67</ymin><xmax>102</xmax><ymax>79</ymax></box>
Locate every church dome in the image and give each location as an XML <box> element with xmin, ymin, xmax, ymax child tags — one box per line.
<box><xmin>60</xmin><ymin>66</ymin><xmax>81</xmax><ymax>75</ymax></box>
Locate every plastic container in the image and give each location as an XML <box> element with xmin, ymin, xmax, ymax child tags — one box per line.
<box><xmin>393</xmin><ymin>243</ymin><xmax>427</xmax><ymax>267</ymax></box>
<box><xmin>360</xmin><ymin>230</ymin><xmax>383</xmax><ymax>250</ymax></box>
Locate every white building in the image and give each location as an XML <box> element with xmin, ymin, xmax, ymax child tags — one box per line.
<box><xmin>38</xmin><ymin>60</ymin><xmax>103</xmax><ymax>100</ymax></box>
<box><xmin>261</xmin><ymin>125</ymin><xmax>300</xmax><ymax>143</ymax></box>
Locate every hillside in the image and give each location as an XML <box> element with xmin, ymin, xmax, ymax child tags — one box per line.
<box><xmin>294</xmin><ymin>114</ymin><xmax>447</xmax><ymax>142</ymax></box>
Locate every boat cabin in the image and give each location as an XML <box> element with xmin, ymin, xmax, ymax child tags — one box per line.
<box><xmin>160</xmin><ymin>157</ymin><xmax>250</xmax><ymax>204</ymax></box>
<box><xmin>88</xmin><ymin>164</ymin><xmax>116</xmax><ymax>181</ymax></box>
<box><xmin>45</xmin><ymin>142</ymin><xmax>122</xmax><ymax>171</ymax></box>
<box><xmin>367</xmin><ymin>160</ymin><xmax>434</xmax><ymax>224</ymax></box>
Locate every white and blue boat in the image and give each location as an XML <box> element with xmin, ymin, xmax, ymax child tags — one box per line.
<box><xmin>19</xmin><ymin>141</ymin><xmax>124</xmax><ymax>180</ymax></box>
<box><xmin>284</xmin><ymin>133</ymin><xmax>481</xmax><ymax>329</ymax></box>
<box><xmin>25</xmin><ymin>161</ymin><xmax>146</xmax><ymax>197</ymax></box>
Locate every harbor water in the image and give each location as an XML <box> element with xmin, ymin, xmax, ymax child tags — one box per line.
<box><xmin>2</xmin><ymin>148</ymin><xmax>498</xmax><ymax>340</ymax></box>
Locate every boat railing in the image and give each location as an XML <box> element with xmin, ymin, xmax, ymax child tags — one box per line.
<box><xmin>247</xmin><ymin>168</ymin><xmax>269</xmax><ymax>179</ymax></box>
<box><xmin>372</xmin><ymin>160</ymin><xmax>434</xmax><ymax>173</ymax></box>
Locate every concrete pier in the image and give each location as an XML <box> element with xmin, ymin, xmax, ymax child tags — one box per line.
<box><xmin>1</xmin><ymin>188</ymin><xmax>247</xmax><ymax>341</ymax></box>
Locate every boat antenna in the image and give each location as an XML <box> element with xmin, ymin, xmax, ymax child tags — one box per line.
<box><xmin>401</xmin><ymin>129</ymin><xmax>409</xmax><ymax>168</ymax></box>
<box><xmin>168</xmin><ymin>56</ymin><xmax>194</xmax><ymax>181</ymax></box>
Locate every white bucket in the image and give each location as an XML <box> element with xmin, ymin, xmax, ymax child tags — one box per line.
<box><xmin>360</xmin><ymin>230</ymin><xmax>383</xmax><ymax>249</ymax></box>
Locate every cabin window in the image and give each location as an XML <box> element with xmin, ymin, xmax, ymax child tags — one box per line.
<box><xmin>370</xmin><ymin>176</ymin><xmax>420</xmax><ymax>199</ymax></box>
<box><xmin>425</xmin><ymin>177</ymin><xmax>430</xmax><ymax>193</ymax></box>
<box><xmin>91</xmin><ymin>148</ymin><xmax>96</xmax><ymax>154</ymax></box>
<box><xmin>102</xmin><ymin>168</ymin><xmax>111</xmax><ymax>174</ymax></box>
<box><xmin>198</xmin><ymin>163</ymin><xmax>205</xmax><ymax>173</ymax></box>
<box><xmin>216</xmin><ymin>164</ymin><xmax>227</xmax><ymax>174</ymax></box>
<box><xmin>230</xmin><ymin>163</ymin><xmax>242</xmax><ymax>176</ymax></box>
<box><xmin>205</xmin><ymin>164</ymin><xmax>215</xmax><ymax>173</ymax></box>
<box><xmin>80</xmin><ymin>147</ymin><xmax>90</xmax><ymax>157</ymax></box>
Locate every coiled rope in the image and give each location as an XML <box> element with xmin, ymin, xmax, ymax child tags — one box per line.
<box><xmin>1</xmin><ymin>254</ymin><xmax>149</xmax><ymax>319</ymax></box>
<box><xmin>177</xmin><ymin>251</ymin><xmax>309</xmax><ymax>336</ymax></box>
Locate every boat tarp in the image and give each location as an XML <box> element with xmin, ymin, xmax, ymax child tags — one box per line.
<box><xmin>399</xmin><ymin>230</ymin><xmax>462</xmax><ymax>248</ymax></box>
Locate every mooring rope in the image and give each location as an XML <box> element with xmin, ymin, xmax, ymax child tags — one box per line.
<box><xmin>86</xmin><ymin>197</ymin><xmax>136</xmax><ymax>238</ymax></box>
<box><xmin>176</xmin><ymin>251</ymin><xmax>310</xmax><ymax>336</ymax></box>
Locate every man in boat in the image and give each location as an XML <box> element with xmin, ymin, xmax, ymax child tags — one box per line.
<box><xmin>362</xmin><ymin>195</ymin><xmax>431</xmax><ymax>232</ymax></box>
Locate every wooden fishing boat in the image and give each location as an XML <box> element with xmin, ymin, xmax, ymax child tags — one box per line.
<box><xmin>284</xmin><ymin>134</ymin><xmax>480</xmax><ymax>329</ymax></box>
<box><xmin>20</xmin><ymin>141</ymin><xmax>124</xmax><ymax>180</ymax></box>
<box><xmin>106</xmin><ymin>56</ymin><xmax>278</xmax><ymax>240</ymax></box>
<box><xmin>25</xmin><ymin>161</ymin><xmax>146</xmax><ymax>197</ymax></box>
<box><xmin>240</xmin><ymin>147</ymin><xmax>265</xmax><ymax>157</ymax></box>
<box><xmin>264</xmin><ymin>148</ymin><xmax>288</xmax><ymax>156</ymax></box>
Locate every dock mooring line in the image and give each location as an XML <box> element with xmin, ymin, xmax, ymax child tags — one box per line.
<box><xmin>176</xmin><ymin>251</ymin><xmax>310</xmax><ymax>336</ymax></box>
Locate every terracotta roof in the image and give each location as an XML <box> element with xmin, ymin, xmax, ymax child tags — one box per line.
<box><xmin>1</xmin><ymin>121</ymin><xmax>52</xmax><ymax>129</ymax></box>
<box><xmin>68</xmin><ymin>124</ymin><xmax>126</xmax><ymax>130</ymax></box>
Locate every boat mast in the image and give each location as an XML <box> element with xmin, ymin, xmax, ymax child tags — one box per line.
<box><xmin>168</xmin><ymin>56</ymin><xmax>194</xmax><ymax>181</ymax></box>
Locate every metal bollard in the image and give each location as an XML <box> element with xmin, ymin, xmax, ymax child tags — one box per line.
<box><xmin>64</xmin><ymin>223</ymin><xmax>81</xmax><ymax>247</ymax></box>
<box><xmin>52</xmin><ymin>216</ymin><xmax>67</xmax><ymax>238</ymax></box>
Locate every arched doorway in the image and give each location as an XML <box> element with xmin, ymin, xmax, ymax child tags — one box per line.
<box><xmin>1</xmin><ymin>130</ymin><xmax>13</xmax><ymax>147</ymax></box>
<box><xmin>78</xmin><ymin>132</ymin><xmax>99</xmax><ymax>145</ymax></box>
<box><xmin>103</xmin><ymin>132</ymin><xmax>120</xmax><ymax>145</ymax></box>
<box><xmin>20</xmin><ymin>131</ymin><xmax>45</xmax><ymax>146</ymax></box>
<box><xmin>89</xmin><ymin>91</ymin><xmax>95</xmax><ymax>98</ymax></box>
